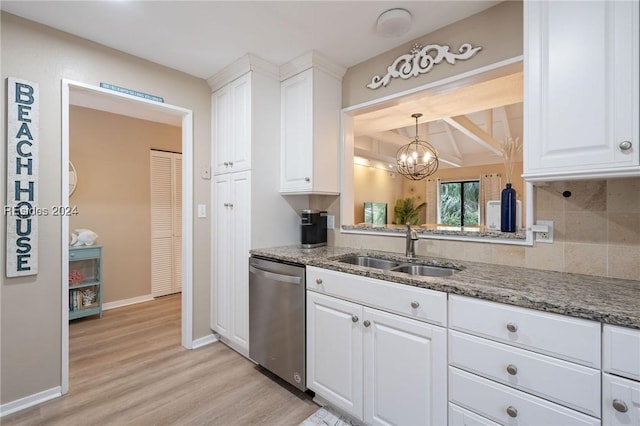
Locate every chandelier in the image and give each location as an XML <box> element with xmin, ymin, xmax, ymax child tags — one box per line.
<box><xmin>396</xmin><ymin>113</ymin><xmax>439</xmax><ymax>180</ymax></box>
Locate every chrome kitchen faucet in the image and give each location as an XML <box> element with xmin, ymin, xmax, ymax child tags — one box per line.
<box><xmin>406</xmin><ymin>222</ymin><xmax>419</xmax><ymax>258</ymax></box>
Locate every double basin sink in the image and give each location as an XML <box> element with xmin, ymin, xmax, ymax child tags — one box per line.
<box><xmin>337</xmin><ymin>255</ymin><xmax>460</xmax><ymax>277</ymax></box>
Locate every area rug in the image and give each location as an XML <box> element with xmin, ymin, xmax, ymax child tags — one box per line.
<box><xmin>299</xmin><ymin>406</ymin><xmax>361</xmax><ymax>426</ymax></box>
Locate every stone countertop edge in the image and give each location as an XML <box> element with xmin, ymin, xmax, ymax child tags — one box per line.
<box><xmin>250</xmin><ymin>245</ymin><xmax>640</xmax><ymax>330</ymax></box>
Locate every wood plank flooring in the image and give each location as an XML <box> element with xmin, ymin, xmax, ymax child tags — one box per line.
<box><xmin>3</xmin><ymin>294</ymin><xmax>318</xmax><ymax>425</ymax></box>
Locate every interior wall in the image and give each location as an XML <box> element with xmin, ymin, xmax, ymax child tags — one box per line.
<box><xmin>342</xmin><ymin>1</ymin><xmax>523</xmax><ymax>107</ymax></box>
<box><xmin>1</xmin><ymin>12</ymin><xmax>211</xmax><ymax>405</ymax></box>
<box><xmin>69</xmin><ymin>106</ymin><xmax>181</xmax><ymax>304</ymax></box>
<box><xmin>353</xmin><ymin>165</ymin><xmax>402</xmax><ymax>224</ymax></box>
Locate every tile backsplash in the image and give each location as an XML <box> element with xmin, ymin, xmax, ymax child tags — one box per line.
<box><xmin>327</xmin><ymin>177</ymin><xmax>640</xmax><ymax>281</ymax></box>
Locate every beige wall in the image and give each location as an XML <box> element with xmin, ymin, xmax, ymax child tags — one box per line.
<box><xmin>1</xmin><ymin>12</ymin><xmax>211</xmax><ymax>404</ymax></box>
<box><xmin>69</xmin><ymin>106</ymin><xmax>181</xmax><ymax>303</ymax></box>
<box><xmin>353</xmin><ymin>165</ymin><xmax>402</xmax><ymax>224</ymax></box>
<box><xmin>342</xmin><ymin>1</ymin><xmax>523</xmax><ymax>107</ymax></box>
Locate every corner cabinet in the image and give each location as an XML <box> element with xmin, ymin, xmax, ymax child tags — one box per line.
<box><xmin>523</xmin><ymin>0</ymin><xmax>639</xmax><ymax>181</ymax></box>
<box><xmin>279</xmin><ymin>53</ymin><xmax>345</xmax><ymax>194</ymax></box>
<box><xmin>306</xmin><ymin>267</ymin><xmax>447</xmax><ymax>426</ymax></box>
<box><xmin>69</xmin><ymin>245</ymin><xmax>102</xmax><ymax>320</ymax></box>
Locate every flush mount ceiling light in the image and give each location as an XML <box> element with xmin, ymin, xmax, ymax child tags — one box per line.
<box><xmin>396</xmin><ymin>113</ymin><xmax>439</xmax><ymax>180</ymax></box>
<box><xmin>376</xmin><ymin>8</ymin><xmax>412</xmax><ymax>38</ymax></box>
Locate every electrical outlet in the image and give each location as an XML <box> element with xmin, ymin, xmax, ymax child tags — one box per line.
<box><xmin>535</xmin><ymin>220</ymin><xmax>554</xmax><ymax>243</ymax></box>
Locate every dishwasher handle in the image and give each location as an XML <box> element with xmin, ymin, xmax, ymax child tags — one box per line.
<box><xmin>249</xmin><ymin>265</ymin><xmax>303</xmax><ymax>285</ymax></box>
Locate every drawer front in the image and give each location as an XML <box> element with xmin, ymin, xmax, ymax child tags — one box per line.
<box><xmin>69</xmin><ymin>247</ymin><xmax>101</xmax><ymax>260</ymax></box>
<box><xmin>449</xmin><ymin>295</ymin><xmax>601</xmax><ymax>368</ymax></box>
<box><xmin>603</xmin><ymin>325</ymin><xmax>640</xmax><ymax>381</ymax></box>
<box><xmin>449</xmin><ymin>367</ymin><xmax>600</xmax><ymax>426</ymax></box>
<box><xmin>602</xmin><ymin>373</ymin><xmax>640</xmax><ymax>426</ymax></box>
<box><xmin>449</xmin><ymin>330</ymin><xmax>601</xmax><ymax>417</ymax></box>
<box><xmin>449</xmin><ymin>403</ymin><xmax>501</xmax><ymax>426</ymax></box>
<box><xmin>306</xmin><ymin>266</ymin><xmax>447</xmax><ymax>326</ymax></box>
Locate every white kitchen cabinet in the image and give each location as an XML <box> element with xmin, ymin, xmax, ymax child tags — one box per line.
<box><xmin>306</xmin><ymin>291</ymin><xmax>363</xmax><ymax>418</ymax></box>
<box><xmin>212</xmin><ymin>73</ymin><xmax>251</xmax><ymax>175</ymax></box>
<box><xmin>602</xmin><ymin>373</ymin><xmax>640</xmax><ymax>426</ymax></box>
<box><xmin>448</xmin><ymin>295</ymin><xmax>602</xmax><ymax>424</ymax></box>
<box><xmin>602</xmin><ymin>325</ymin><xmax>640</xmax><ymax>426</ymax></box>
<box><xmin>523</xmin><ymin>0</ymin><xmax>639</xmax><ymax>181</ymax></box>
<box><xmin>306</xmin><ymin>269</ymin><xmax>447</xmax><ymax>425</ymax></box>
<box><xmin>211</xmin><ymin>171</ymin><xmax>251</xmax><ymax>355</ymax></box>
<box><xmin>279</xmin><ymin>52</ymin><xmax>345</xmax><ymax>194</ymax></box>
<box><xmin>449</xmin><ymin>403</ymin><xmax>501</xmax><ymax>426</ymax></box>
<box><xmin>209</xmin><ymin>55</ymin><xmax>301</xmax><ymax>357</ymax></box>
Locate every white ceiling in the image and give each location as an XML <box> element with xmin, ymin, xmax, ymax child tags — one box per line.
<box><xmin>1</xmin><ymin>1</ymin><xmax>501</xmax><ymax>80</ymax></box>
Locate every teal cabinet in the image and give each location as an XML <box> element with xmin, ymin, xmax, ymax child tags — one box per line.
<box><xmin>69</xmin><ymin>245</ymin><xmax>102</xmax><ymax>320</ymax></box>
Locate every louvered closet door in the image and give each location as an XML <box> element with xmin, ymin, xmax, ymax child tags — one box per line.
<box><xmin>150</xmin><ymin>150</ymin><xmax>182</xmax><ymax>297</ymax></box>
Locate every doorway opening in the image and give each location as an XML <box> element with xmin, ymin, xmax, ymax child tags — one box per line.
<box><xmin>61</xmin><ymin>79</ymin><xmax>194</xmax><ymax>394</ymax></box>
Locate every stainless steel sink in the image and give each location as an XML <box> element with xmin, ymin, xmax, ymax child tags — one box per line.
<box><xmin>336</xmin><ymin>255</ymin><xmax>459</xmax><ymax>277</ymax></box>
<box><xmin>338</xmin><ymin>255</ymin><xmax>400</xmax><ymax>270</ymax></box>
<box><xmin>390</xmin><ymin>264</ymin><xmax>458</xmax><ymax>277</ymax></box>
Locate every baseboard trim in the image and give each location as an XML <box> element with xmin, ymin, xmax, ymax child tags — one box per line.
<box><xmin>0</xmin><ymin>386</ymin><xmax>61</xmax><ymax>417</ymax></box>
<box><xmin>102</xmin><ymin>294</ymin><xmax>154</xmax><ymax>311</ymax></box>
<box><xmin>191</xmin><ymin>333</ymin><xmax>218</xmax><ymax>349</ymax></box>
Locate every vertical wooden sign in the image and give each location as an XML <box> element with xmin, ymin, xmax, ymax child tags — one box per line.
<box><xmin>6</xmin><ymin>77</ymin><xmax>39</xmax><ymax>277</ymax></box>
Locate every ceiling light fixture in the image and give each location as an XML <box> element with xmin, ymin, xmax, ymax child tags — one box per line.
<box><xmin>396</xmin><ymin>113</ymin><xmax>439</xmax><ymax>180</ymax></box>
<box><xmin>376</xmin><ymin>8</ymin><xmax>412</xmax><ymax>38</ymax></box>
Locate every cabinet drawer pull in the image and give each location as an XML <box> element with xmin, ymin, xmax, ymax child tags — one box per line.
<box><xmin>506</xmin><ymin>322</ymin><xmax>518</xmax><ymax>333</ymax></box>
<box><xmin>506</xmin><ymin>364</ymin><xmax>518</xmax><ymax>376</ymax></box>
<box><xmin>612</xmin><ymin>399</ymin><xmax>628</xmax><ymax>413</ymax></box>
<box><xmin>228</xmin><ymin>203</ymin><xmax>234</xmax><ymax>208</ymax></box>
<box><xmin>224</xmin><ymin>203</ymin><xmax>229</xmax><ymax>207</ymax></box>
<box><xmin>351</xmin><ymin>315</ymin><xmax>359</xmax><ymax>323</ymax></box>
<box><xmin>315</xmin><ymin>278</ymin><xmax>323</xmax><ymax>285</ymax></box>
<box><xmin>229</xmin><ymin>161</ymin><xmax>234</xmax><ymax>166</ymax></box>
<box><xmin>224</xmin><ymin>161</ymin><xmax>229</xmax><ymax>166</ymax></box>
<box><xmin>506</xmin><ymin>406</ymin><xmax>518</xmax><ymax>418</ymax></box>
<box><xmin>410</xmin><ymin>301</ymin><xmax>420</xmax><ymax>309</ymax></box>
<box><xmin>363</xmin><ymin>320</ymin><xmax>371</xmax><ymax>327</ymax></box>
<box><xmin>304</xmin><ymin>177</ymin><xmax>310</xmax><ymax>182</ymax></box>
<box><xmin>619</xmin><ymin>140</ymin><xmax>632</xmax><ymax>151</ymax></box>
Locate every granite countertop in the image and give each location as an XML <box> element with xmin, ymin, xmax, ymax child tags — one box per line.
<box><xmin>250</xmin><ymin>245</ymin><xmax>640</xmax><ymax>329</ymax></box>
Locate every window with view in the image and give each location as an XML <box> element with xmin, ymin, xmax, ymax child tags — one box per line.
<box><xmin>439</xmin><ymin>180</ymin><xmax>480</xmax><ymax>227</ymax></box>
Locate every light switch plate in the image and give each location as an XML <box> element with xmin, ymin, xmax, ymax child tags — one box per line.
<box><xmin>326</xmin><ymin>215</ymin><xmax>335</xmax><ymax>229</ymax></box>
<box><xmin>197</xmin><ymin>204</ymin><xmax>206</xmax><ymax>218</ymax></box>
<box><xmin>200</xmin><ymin>164</ymin><xmax>211</xmax><ymax>180</ymax></box>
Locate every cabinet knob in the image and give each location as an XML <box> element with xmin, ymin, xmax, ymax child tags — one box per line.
<box><xmin>506</xmin><ymin>364</ymin><xmax>518</xmax><ymax>376</ymax></box>
<box><xmin>228</xmin><ymin>203</ymin><xmax>234</xmax><ymax>208</ymax></box>
<box><xmin>410</xmin><ymin>301</ymin><xmax>420</xmax><ymax>309</ymax></box>
<box><xmin>223</xmin><ymin>203</ymin><xmax>229</xmax><ymax>207</ymax></box>
<box><xmin>229</xmin><ymin>161</ymin><xmax>234</xmax><ymax>167</ymax></box>
<box><xmin>619</xmin><ymin>140</ymin><xmax>632</xmax><ymax>151</ymax></box>
<box><xmin>315</xmin><ymin>278</ymin><xmax>323</xmax><ymax>285</ymax></box>
<box><xmin>224</xmin><ymin>161</ymin><xmax>229</xmax><ymax>166</ymax></box>
<box><xmin>506</xmin><ymin>322</ymin><xmax>518</xmax><ymax>333</ymax></box>
<box><xmin>612</xmin><ymin>399</ymin><xmax>628</xmax><ymax>413</ymax></box>
<box><xmin>506</xmin><ymin>406</ymin><xmax>518</xmax><ymax>418</ymax></box>
<box><xmin>304</xmin><ymin>177</ymin><xmax>310</xmax><ymax>182</ymax></box>
<box><xmin>351</xmin><ymin>315</ymin><xmax>359</xmax><ymax>323</ymax></box>
<box><xmin>363</xmin><ymin>320</ymin><xmax>371</xmax><ymax>327</ymax></box>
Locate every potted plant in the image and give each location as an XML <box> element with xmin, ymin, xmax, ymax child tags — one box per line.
<box><xmin>394</xmin><ymin>197</ymin><xmax>426</xmax><ymax>225</ymax></box>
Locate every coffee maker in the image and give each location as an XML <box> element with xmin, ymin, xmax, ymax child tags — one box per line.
<box><xmin>300</xmin><ymin>210</ymin><xmax>327</xmax><ymax>248</ymax></box>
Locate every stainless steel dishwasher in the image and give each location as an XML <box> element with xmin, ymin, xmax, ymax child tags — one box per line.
<box><xmin>249</xmin><ymin>256</ymin><xmax>306</xmax><ymax>391</ymax></box>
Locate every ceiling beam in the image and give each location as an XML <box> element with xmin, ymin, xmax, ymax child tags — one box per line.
<box><xmin>442</xmin><ymin>121</ymin><xmax>463</xmax><ymax>160</ymax></box>
<box><xmin>442</xmin><ymin>115</ymin><xmax>503</xmax><ymax>155</ymax></box>
<box><xmin>366</xmin><ymin>131</ymin><xmax>463</xmax><ymax>168</ymax></box>
<box><xmin>496</xmin><ymin>106</ymin><xmax>512</xmax><ymax>140</ymax></box>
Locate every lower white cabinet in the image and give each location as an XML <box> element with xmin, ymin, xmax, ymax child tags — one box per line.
<box><xmin>603</xmin><ymin>325</ymin><xmax>640</xmax><ymax>426</ymax></box>
<box><xmin>449</xmin><ymin>403</ymin><xmax>500</xmax><ymax>426</ymax></box>
<box><xmin>210</xmin><ymin>171</ymin><xmax>251</xmax><ymax>355</ymax></box>
<box><xmin>306</xmin><ymin>290</ymin><xmax>447</xmax><ymax>425</ymax></box>
<box><xmin>602</xmin><ymin>373</ymin><xmax>640</xmax><ymax>426</ymax></box>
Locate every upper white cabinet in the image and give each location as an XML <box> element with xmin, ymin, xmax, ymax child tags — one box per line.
<box><xmin>523</xmin><ymin>0</ymin><xmax>639</xmax><ymax>181</ymax></box>
<box><xmin>279</xmin><ymin>52</ymin><xmax>345</xmax><ymax>194</ymax></box>
<box><xmin>212</xmin><ymin>73</ymin><xmax>251</xmax><ymax>175</ymax></box>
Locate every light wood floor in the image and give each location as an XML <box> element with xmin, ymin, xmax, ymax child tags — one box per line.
<box><xmin>3</xmin><ymin>294</ymin><xmax>318</xmax><ymax>425</ymax></box>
